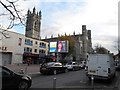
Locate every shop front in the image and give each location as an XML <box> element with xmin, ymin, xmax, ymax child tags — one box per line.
<box><xmin>23</xmin><ymin>53</ymin><xmax>39</xmax><ymax>64</ymax></box>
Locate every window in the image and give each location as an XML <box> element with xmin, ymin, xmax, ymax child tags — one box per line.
<box><xmin>30</xmin><ymin>48</ymin><xmax>32</xmax><ymax>53</ymax></box>
<box><xmin>27</xmin><ymin>47</ymin><xmax>29</xmax><ymax>52</ymax></box>
<box><xmin>39</xmin><ymin>50</ymin><xmax>42</xmax><ymax>53</ymax></box>
<box><xmin>25</xmin><ymin>39</ymin><xmax>33</xmax><ymax>46</ymax></box>
<box><xmin>35</xmin><ymin>41</ymin><xmax>38</xmax><ymax>44</ymax></box>
<box><xmin>42</xmin><ymin>50</ymin><xmax>45</xmax><ymax>53</ymax></box>
<box><xmin>24</xmin><ymin>48</ymin><xmax>26</xmax><ymax>52</ymax></box>
<box><xmin>39</xmin><ymin>42</ymin><xmax>46</xmax><ymax>48</ymax></box>
<box><xmin>39</xmin><ymin>42</ymin><xmax>42</xmax><ymax>47</ymax></box>
<box><xmin>34</xmin><ymin>21</ymin><xmax>38</xmax><ymax>29</ymax></box>
<box><xmin>44</xmin><ymin>43</ymin><xmax>46</xmax><ymax>48</ymax></box>
<box><xmin>24</xmin><ymin>47</ymin><xmax>32</xmax><ymax>53</ymax></box>
<box><xmin>31</xmin><ymin>41</ymin><xmax>33</xmax><ymax>44</ymax></box>
<box><xmin>18</xmin><ymin>38</ymin><xmax>22</xmax><ymax>46</ymax></box>
<box><xmin>39</xmin><ymin>50</ymin><xmax>45</xmax><ymax>54</ymax></box>
<box><xmin>34</xmin><ymin>49</ymin><xmax>37</xmax><ymax>53</ymax></box>
<box><xmin>2</xmin><ymin>69</ymin><xmax>11</xmax><ymax>77</ymax></box>
<box><xmin>40</xmin><ymin>42</ymin><xmax>41</xmax><ymax>45</ymax></box>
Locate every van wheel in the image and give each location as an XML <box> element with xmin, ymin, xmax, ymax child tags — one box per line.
<box><xmin>88</xmin><ymin>77</ymin><xmax>91</xmax><ymax>82</ymax></box>
<box><xmin>113</xmin><ymin>72</ymin><xmax>116</xmax><ymax>78</ymax></box>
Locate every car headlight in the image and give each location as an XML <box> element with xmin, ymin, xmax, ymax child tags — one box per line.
<box><xmin>27</xmin><ymin>75</ymin><xmax>32</xmax><ymax>80</ymax></box>
<box><xmin>23</xmin><ymin>75</ymin><xmax>31</xmax><ymax>80</ymax></box>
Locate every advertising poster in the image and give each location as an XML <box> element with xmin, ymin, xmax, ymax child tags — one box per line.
<box><xmin>49</xmin><ymin>42</ymin><xmax>57</xmax><ymax>52</ymax></box>
<box><xmin>57</xmin><ymin>41</ymin><xmax>68</xmax><ymax>53</ymax></box>
<box><xmin>49</xmin><ymin>41</ymin><xmax>69</xmax><ymax>53</ymax></box>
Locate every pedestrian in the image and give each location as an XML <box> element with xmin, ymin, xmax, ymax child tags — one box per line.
<box><xmin>27</xmin><ymin>58</ymin><xmax>31</xmax><ymax>66</ymax></box>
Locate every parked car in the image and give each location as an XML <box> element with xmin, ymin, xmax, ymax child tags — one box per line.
<box><xmin>65</xmin><ymin>62</ymin><xmax>80</xmax><ymax>71</ymax></box>
<box><xmin>40</xmin><ymin>62</ymin><xmax>68</xmax><ymax>75</ymax></box>
<box><xmin>79</xmin><ymin>61</ymin><xmax>86</xmax><ymax>69</ymax></box>
<box><xmin>79</xmin><ymin>63</ymin><xmax>85</xmax><ymax>69</ymax></box>
<box><xmin>1</xmin><ymin>65</ymin><xmax>32</xmax><ymax>90</ymax></box>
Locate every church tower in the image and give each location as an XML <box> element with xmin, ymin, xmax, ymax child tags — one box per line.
<box><xmin>25</xmin><ymin>7</ymin><xmax>41</xmax><ymax>39</ymax></box>
<box><xmin>82</xmin><ymin>25</ymin><xmax>87</xmax><ymax>61</ymax></box>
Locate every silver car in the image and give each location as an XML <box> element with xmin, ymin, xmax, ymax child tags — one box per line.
<box><xmin>65</xmin><ymin>62</ymin><xmax>80</xmax><ymax>71</ymax></box>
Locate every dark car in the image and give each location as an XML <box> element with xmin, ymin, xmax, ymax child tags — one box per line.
<box><xmin>40</xmin><ymin>62</ymin><xmax>68</xmax><ymax>75</ymax></box>
<box><xmin>0</xmin><ymin>65</ymin><xmax>32</xmax><ymax>90</ymax></box>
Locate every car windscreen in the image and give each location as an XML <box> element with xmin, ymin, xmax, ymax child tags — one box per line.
<box><xmin>66</xmin><ymin>63</ymin><xmax>71</xmax><ymax>65</ymax></box>
<box><xmin>46</xmin><ymin>62</ymin><xmax>55</xmax><ymax>66</ymax></box>
<box><xmin>73</xmin><ymin>62</ymin><xmax>76</xmax><ymax>65</ymax></box>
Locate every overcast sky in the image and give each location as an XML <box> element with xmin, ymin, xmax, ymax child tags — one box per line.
<box><xmin>0</xmin><ymin>0</ymin><xmax>119</xmax><ymax>54</ymax></box>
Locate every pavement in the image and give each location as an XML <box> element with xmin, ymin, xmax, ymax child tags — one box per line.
<box><xmin>5</xmin><ymin>64</ymin><xmax>41</xmax><ymax>77</ymax></box>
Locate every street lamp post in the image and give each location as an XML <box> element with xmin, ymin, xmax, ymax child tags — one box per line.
<box><xmin>118</xmin><ymin>37</ymin><xmax>120</xmax><ymax>61</ymax></box>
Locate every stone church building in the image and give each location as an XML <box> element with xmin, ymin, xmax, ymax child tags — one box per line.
<box><xmin>42</xmin><ymin>25</ymin><xmax>93</xmax><ymax>62</ymax></box>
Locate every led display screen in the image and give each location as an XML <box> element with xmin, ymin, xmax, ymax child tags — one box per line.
<box><xmin>49</xmin><ymin>41</ymin><xmax>69</xmax><ymax>53</ymax></box>
<box><xmin>49</xmin><ymin>42</ymin><xmax>57</xmax><ymax>52</ymax></box>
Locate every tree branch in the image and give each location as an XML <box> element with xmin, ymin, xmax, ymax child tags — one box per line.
<box><xmin>0</xmin><ymin>0</ymin><xmax>25</xmax><ymax>29</ymax></box>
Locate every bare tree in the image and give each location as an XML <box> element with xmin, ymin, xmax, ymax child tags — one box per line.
<box><xmin>94</xmin><ymin>43</ymin><xmax>110</xmax><ymax>54</ymax></box>
<box><xmin>0</xmin><ymin>0</ymin><xmax>26</xmax><ymax>38</ymax></box>
<box><xmin>114</xmin><ymin>40</ymin><xmax>119</xmax><ymax>51</ymax></box>
<box><xmin>113</xmin><ymin>39</ymin><xmax>120</xmax><ymax>55</ymax></box>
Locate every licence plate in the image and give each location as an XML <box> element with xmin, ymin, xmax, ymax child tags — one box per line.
<box><xmin>42</xmin><ymin>68</ymin><xmax>46</xmax><ymax>70</ymax></box>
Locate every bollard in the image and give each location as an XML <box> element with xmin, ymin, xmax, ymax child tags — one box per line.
<box><xmin>25</xmin><ymin>66</ymin><xmax>27</xmax><ymax>74</ymax></box>
<box><xmin>53</xmin><ymin>78</ymin><xmax>56</xmax><ymax>89</ymax></box>
<box><xmin>91</xmin><ymin>75</ymin><xmax>94</xmax><ymax>90</ymax></box>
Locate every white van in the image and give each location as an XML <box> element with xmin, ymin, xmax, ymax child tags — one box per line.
<box><xmin>86</xmin><ymin>54</ymin><xmax>116</xmax><ymax>80</ymax></box>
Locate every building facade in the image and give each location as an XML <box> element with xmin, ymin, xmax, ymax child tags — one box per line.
<box><xmin>0</xmin><ymin>30</ymin><xmax>48</xmax><ymax>65</ymax></box>
<box><xmin>23</xmin><ymin>37</ymin><xmax>49</xmax><ymax>64</ymax></box>
<box><xmin>0</xmin><ymin>30</ymin><xmax>25</xmax><ymax>65</ymax></box>
<box><xmin>42</xmin><ymin>25</ymin><xmax>93</xmax><ymax>63</ymax></box>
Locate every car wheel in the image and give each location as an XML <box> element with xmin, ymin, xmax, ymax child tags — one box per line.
<box><xmin>18</xmin><ymin>80</ymin><xmax>28</xmax><ymax>90</ymax></box>
<box><xmin>73</xmin><ymin>67</ymin><xmax>75</xmax><ymax>71</ymax></box>
<box><xmin>65</xmin><ymin>69</ymin><xmax>68</xmax><ymax>73</ymax></box>
<box><xmin>53</xmin><ymin>70</ymin><xmax>57</xmax><ymax>75</ymax></box>
<box><xmin>88</xmin><ymin>77</ymin><xmax>91</xmax><ymax>82</ymax></box>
